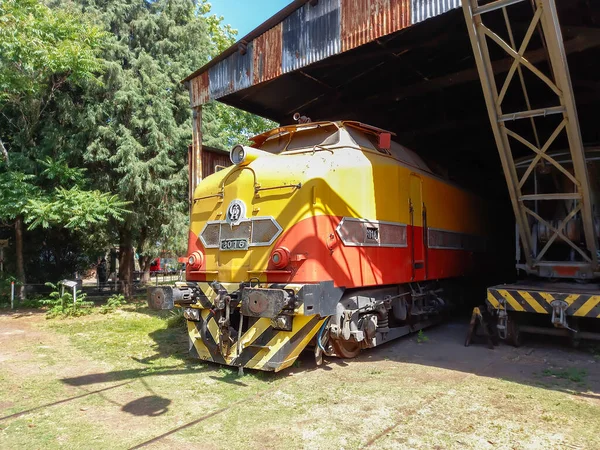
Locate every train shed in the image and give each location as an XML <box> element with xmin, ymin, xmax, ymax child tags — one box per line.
<box><xmin>184</xmin><ymin>0</ymin><xmax>600</xmax><ymax>202</ymax></box>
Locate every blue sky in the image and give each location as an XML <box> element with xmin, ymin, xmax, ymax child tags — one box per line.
<box><xmin>208</xmin><ymin>0</ymin><xmax>292</xmax><ymax>38</ymax></box>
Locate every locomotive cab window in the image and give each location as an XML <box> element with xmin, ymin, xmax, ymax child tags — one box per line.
<box><xmin>258</xmin><ymin>124</ymin><xmax>339</xmax><ymax>154</ymax></box>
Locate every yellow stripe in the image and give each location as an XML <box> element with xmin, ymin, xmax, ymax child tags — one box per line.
<box><xmin>275</xmin><ymin>319</ymin><xmax>325</xmax><ymax>372</ymax></box>
<box><xmin>201</xmin><ymin>309</ymin><xmax>220</xmax><ymax>344</ymax></box>
<box><xmin>203</xmin><ymin>283</ymin><xmax>219</xmax><ymax>303</ymax></box>
<box><xmin>237</xmin><ymin>317</ymin><xmax>271</xmax><ymax>354</ymax></box>
<box><xmin>564</xmin><ymin>294</ymin><xmax>580</xmax><ymax>306</ymax></box>
<box><xmin>487</xmin><ymin>291</ymin><xmax>503</xmax><ymax>309</ymax></box>
<box><xmin>517</xmin><ymin>290</ymin><xmax>547</xmax><ymax>314</ymax></box>
<box><xmin>574</xmin><ymin>295</ymin><xmax>600</xmax><ymax>317</ymax></box>
<box><xmin>498</xmin><ymin>290</ymin><xmax>525</xmax><ymax>312</ymax></box>
<box><xmin>539</xmin><ymin>292</ymin><xmax>555</xmax><ymax>304</ymax></box>
<box><xmin>250</xmin><ymin>315</ymin><xmax>316</xmax><ymax>370</ymax></box>
<box><xmin>188</xmin><ymin>320</ymin><xmax>213</xmax><ymax>359</ymax></box>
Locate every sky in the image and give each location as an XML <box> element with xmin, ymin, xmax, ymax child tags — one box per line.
<box><xmin>208</xmin><ymin>0</ymin><xmax>292</xmax><ymax>38</ymax></box>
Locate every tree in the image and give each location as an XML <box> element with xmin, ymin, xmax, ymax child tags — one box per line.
<box><xmin>0</xmin><ymin>0</ymin><xmax>125</xmax><ymax>297</ymax></box>
<box><xmin>76</xmin><ymin>0</ymin><xmax>275</xmax><ymax>295</ymax></box>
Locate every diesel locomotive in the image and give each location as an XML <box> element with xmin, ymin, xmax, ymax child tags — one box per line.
<box><xmin>150</xmin><ymin>120</ymin><xmax>489</xmax><ymax>371</ymax></box>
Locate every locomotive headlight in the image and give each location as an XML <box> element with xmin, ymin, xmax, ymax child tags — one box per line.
<box><xmin>270</xmin><ymin>247</ymin><xmax>290</xmax><ymax>269</ymax></box>
<box><xmin>230</xmin><ymin>145</ymin><xmax>271</xmax><ymax>166</ymax></box>
<box><xmin>230</xmin><ymin>144</ymin><xmax>247</xmax><ymax>165</ymax></box>
<box><xmin>187</xmin><ymin>251</ymin><xmax>204</xmax><ymax>270</ymax></box>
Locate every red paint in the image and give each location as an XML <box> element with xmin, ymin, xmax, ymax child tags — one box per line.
<box><xmin>266</xmin><ymin>215</ymin><xmax>478</xmax><ymax>288</ymax></box>
<box><xmin>271</xmin><ymin>247</ymin><xmax>291</xmax><ymax>269</ymax></box>
<box><xmin>185</xmin><ymin>215</ymin><xmax>480</xmax><ymax>288</ymax></box>
<box><xmin>553</xmin><ymin>266</ymin><xmax>580</xmax><ymax>277</ymax></box>
<box><xmin>186</xmin><ymin>229</ymin><xmax>207</xmax><ymax>281</ymax></box>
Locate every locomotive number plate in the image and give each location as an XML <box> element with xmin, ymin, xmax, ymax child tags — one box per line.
<box><xmin>220</xmin><ymin>239</ymin><xmax>249</xmax><ymax>251</ymax></box>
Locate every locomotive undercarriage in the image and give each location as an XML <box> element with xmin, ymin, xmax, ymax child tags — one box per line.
<box><xmin>324</xmin><ymin>283</ymin><xmax>447</xmax><ymax>360</ymax></box>
<box><xmin>150</xmin><ymin>280</ymin><xmax>449</xmax><ymax>371</ymax></box>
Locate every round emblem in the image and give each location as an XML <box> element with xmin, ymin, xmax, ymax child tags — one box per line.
<box><xmin>226</xmin><ymin>199</ymin><xmax>246</xmax><ymax>226</ymax></box>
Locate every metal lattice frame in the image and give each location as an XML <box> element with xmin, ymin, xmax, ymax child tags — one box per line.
<box><xmin>462</xmin><ymin>0</ymin><xmax>598</xmax><ymax>278</ymax></box>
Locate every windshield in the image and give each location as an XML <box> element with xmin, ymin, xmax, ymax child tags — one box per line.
<box><xmin>258</xmin><ymin>124</ymin><xmax>340</xmax><ymax>154</ymax></box>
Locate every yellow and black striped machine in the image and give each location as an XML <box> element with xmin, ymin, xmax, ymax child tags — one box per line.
<box><xmin>463</xmin><ymin>0</ymin><xmax>600</xmax><ymax>347</ymax></box>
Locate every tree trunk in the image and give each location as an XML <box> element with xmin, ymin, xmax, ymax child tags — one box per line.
<box><xmin>140</xmin><ymin>255</ymin><xmax>152</xmax><ymax>283</ymax></box>
<box><xmin>15</xmin><ymin>216</ymin><xmax>26</xmax><ymax>300</ymax></box>
<box><xmin>118</xmin><ymin>228</ymin><xmax>134</xmax><ymax>298</ymax></box>
<box><xmin>137</xmin><ymin>226</ymin><xmax>151</xmax><ymax>284</ymax></box>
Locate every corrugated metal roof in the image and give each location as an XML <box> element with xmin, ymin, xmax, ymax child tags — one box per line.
<box><xmin>186</xmin><ymin>0</ymin><xmax>464</xmax><ymax>107</ymax></box>
<box><xmin>253</xmin><ymin>23</ymin><xmax>283</xmax><ymax>85</ymax></box>
<box><xmin>411</xmin><ymin>0</ymin><xmax>461</xmax><ymax>24</ymax></box>
<box><xmin>282</xmin><ymin>0</ymin><xmax>341</xmax><ymax>73</ymax></box>
<box><xmin>208</xmin><ymin>41</ymin><xmax>254</xmax><ymax>99</ymax></box>
<box><xmin>341</xmin><ymin>0</ymin><xmax>411</xmax><ymax>52</ymax></box>
<box><xmin>189</xmin><ymin>72</ymin><xmax>209</xmax><ymax>108</ymax></box>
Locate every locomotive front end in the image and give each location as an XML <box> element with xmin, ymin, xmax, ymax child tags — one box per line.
<box><xmin>152</xmin><ymin>122</ymin><xmax>345</xmax><ymax>372</ymax></box>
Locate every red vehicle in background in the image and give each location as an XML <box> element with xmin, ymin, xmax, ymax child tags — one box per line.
<box><xmin>150</xmin><ymin>257</ymin><xmax>184</xmax><ymax>275</ymax></box>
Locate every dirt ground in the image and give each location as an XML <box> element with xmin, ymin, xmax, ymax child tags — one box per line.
<box><xmin>0</xmin><ymin>309</ymin><xmax>599</xmax><ymax>449</ymax></box>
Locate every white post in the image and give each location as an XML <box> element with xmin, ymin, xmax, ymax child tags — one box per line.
<box><xmin>73</xmin><ymin>285</ymin><xmax>77</xmax><ymax>305</ymax></box>
<box><xmin>10</xmin><ymin>281</ymin><xmax>14</xmax><ymax>309</ymax></box>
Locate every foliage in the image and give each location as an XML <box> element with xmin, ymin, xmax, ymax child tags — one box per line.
<box><xmin>0</xmin><ymin>0</ymin><xmax>121</xmax><ymax>287</ymax></box>
<box><xmin>24</xmin><ymin>188</ymin><xmax>130</xmax><ymax>230</ymax></box>
<box><xmin>203</xmin><ymin>102</ymin><xmax>277</xmax><ymax>150</ymax></box>
<box><xmin>197</xmin><ymin>0</ymin><xmax>238</xmax><ymax>54</ymax></box>
<box><xmin>0</xmin><ymin>171</ymin><xmax>39</xmax><ymax>223</ymax></box>
<box><xmin>0</xmin><ymin>0</ymin><xmax>105</xmax><ymax>102</ymax></box>
<box><xmin>41</xmin><ymin>282</ymin><xmax>94</xmax><ymax>318</ymax></box>
<box><xmin>0</xmin><ymin>0</ymin><xmax>276</xmax><ymax>290</ymax></box>
<box><xmin>166</xmin><ymin>307</ymin><xmax>186</xmax><ymax>328</ymax></box>
<box><xmin>417</xmin><ymin>330</ymin><xmax>429</xmax><ymax>343</ymax></box>
<box><xmin>99</xmin><ymin>293</ymin><xmax>127</xmax><ymax>314</ymax></box>
<box><xmin>0</xmin><ymin>275</ymin><xmax>18</xmax><ymax>305</ymax></box>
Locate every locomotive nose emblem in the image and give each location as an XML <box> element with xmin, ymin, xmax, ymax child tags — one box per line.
<box><xmin>226</xmin><ymin>199</ymin><xmax>246</xmax><ymax>227</ymax></box>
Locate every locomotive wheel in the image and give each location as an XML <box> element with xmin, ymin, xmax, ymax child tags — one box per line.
<box><xmin>332</xmin><ymin>339</ymin><xmax>361</xmax><ymax>359</ymax></box>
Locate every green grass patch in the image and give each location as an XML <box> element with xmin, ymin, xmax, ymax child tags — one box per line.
<box><xmin>45</xmin><ymin>307</ymin><xmax>189</xmax><ymax>369</ymax></box>
<box><xmin>542</xmin><ymin>367</ymin><xmax>588</xmax><ymax>383</ymax></box>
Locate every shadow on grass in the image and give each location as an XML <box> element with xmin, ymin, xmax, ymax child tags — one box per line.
<box><xmin>0</xmin><ymin>381</ymin><xmax>132</xmax><ymax>422</ymax></box>
<box><xmin>122</xmin><ymin>395</ymin><xmax>171</xmax><ymax>417</ymax></box>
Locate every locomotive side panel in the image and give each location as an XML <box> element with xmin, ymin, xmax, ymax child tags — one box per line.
<box><xmin>186</xmin><ymin>143</ymin><xmax>486</xmax><ymax>288</ymax></box>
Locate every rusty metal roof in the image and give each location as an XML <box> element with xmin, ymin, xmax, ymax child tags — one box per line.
<box><xmin>185</xmin><ymin>1</ymin><xmax>600</xmax><ymax>196</ymax></box>
<box><xmin>185</xmin><ymin>0</ymin><xmax>462</xmax><ymax>107</ymax></box>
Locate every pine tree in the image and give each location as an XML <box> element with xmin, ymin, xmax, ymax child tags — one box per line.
<box><xmin>75</xmin><ymin>0</ymin><xmax>275</xmax><ymax>295</ymax></box>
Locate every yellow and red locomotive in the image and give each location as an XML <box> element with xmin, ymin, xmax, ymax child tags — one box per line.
<box><xmin>151</xmin><ymin>120</ymin><xmax>488</xmax><ymax>371</ymax></box>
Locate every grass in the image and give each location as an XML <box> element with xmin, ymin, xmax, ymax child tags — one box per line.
<box><xmin>0</xmin><ymin>310</ymin><xmax>599</xmax><ymax>450</ymax></box>
<box><xmin>542</xmin><ymin>367</ymin><xmax>588</xmax><ymax>383</ymax></box>
<box><xmin>417</xmin><ymin>329</ymin><xmax>429</xmax><ymax>343</ymax></box>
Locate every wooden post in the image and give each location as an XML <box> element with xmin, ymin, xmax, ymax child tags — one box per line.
<box><xmin>190</xmin><ymin>106</ymin><xmax>203</xmax><ymax>208</ymax></box>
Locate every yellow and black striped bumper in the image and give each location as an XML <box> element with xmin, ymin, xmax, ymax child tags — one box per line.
<box><xmin>487</xmin><ymin>285</ymin><xmax>600</xmax><ymax>318</ymax></box>
<box><xmin>182</xmin><ymin>282</ymin><xmax>327</xmax><ymax>372</ymax></box>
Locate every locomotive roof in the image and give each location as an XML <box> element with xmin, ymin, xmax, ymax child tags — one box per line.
<box><xmin>249</xmin><ymin>120</ymin><xmax>394</xmax><ymax>147</ymax></box>
<box><xmin>250</xmin><ymin>120</ymin><xmax>434</xmax><ymax>175</ymax></box>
